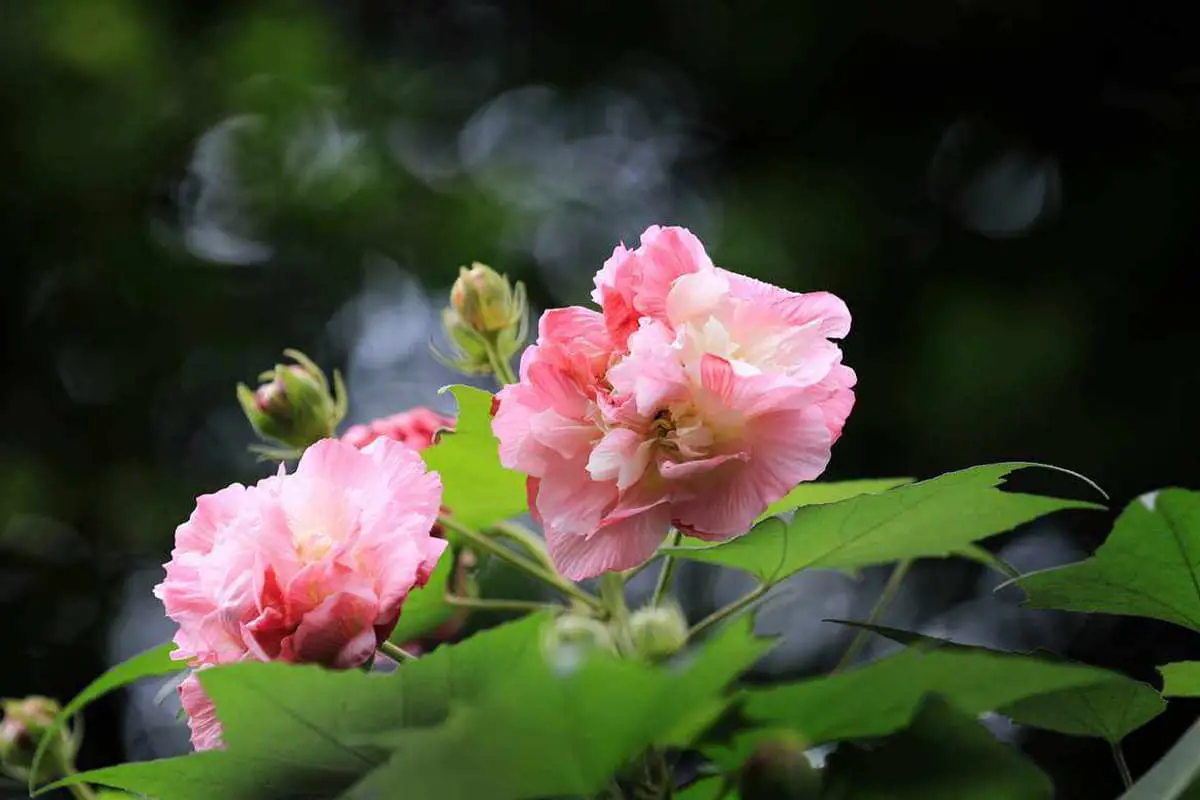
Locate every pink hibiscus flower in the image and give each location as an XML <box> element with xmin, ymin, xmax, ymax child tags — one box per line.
<box><xmin>340</xmin><ymin>407</ymin><xmax>452</xmax><ymax>451</ymax></box>
<box><xmin>494</xmin><ymin>225</ymin><xmax>855</xmax><ymax>580</ymax></box>
<box><xmin>154</xmin><ymin>438</ymin><xmax>445</xmax><ymax>750</ymax></box>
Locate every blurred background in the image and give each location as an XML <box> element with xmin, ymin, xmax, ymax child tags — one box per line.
<box><xmin>3</xmin><ymin>1</ymin><xmax>1199</xmax><ymax>797</ymax></box>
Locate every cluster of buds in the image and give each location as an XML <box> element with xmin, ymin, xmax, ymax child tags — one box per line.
<box><xmin>236</xmin><ymin>349</ymin><xmax>348</xmax><ymax>460</ymax></box>
<box><xmin>434</xmin><ymin>263</ymin><xmax>529</xmax><ymax>379</ymax></box>
<box><xmin>542</xmin><ymin>602</ymin><xmax>689</xmax><ymax>674</ymax></box>
<box><xmin>0</xmin><ymin>696</ymin><xmax>76</xmax><ymax>785</ymax></box>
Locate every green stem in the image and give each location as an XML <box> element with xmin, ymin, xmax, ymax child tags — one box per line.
<box><xmin>600</xmin><ymin>572</ymin><xmax>638</xmax><ymax>654</ymax></box>
<box><xmin>1112</xmin><ymin>742</ymin><xmax>1134</xmax><ymax>789</ymax></box>
<box><xmin>834</xmin><ymin>559</ymin><xmax>913</xmax><ymax>673</ymax></box>
<box><xmin>622</xmin><ymin>555</ymin><xmax>658</xmax><ymax>582</ymax></box>
<box><xmin>491</xmin><ymin>520</ymin><xmax>556</xmax><ymax>572</ymax></box>
<box><xmin>438</xmin><ymin>515</ymin><xmax>603</xmax><ymax>612</ymax></box>
<box><xmin>482</xmin><ymin>336</ymin><xmax>518</xmax><ymax>386</ymax></box>
<box><xmin>687</xmin><ymin>583</ymin><xmax>769</xmax><ymax>641</ymax></box>
<box><xmin>378</xmin><ymin>640</ymin><xmax>418</xmax><ymax>663</ymax></box>
<box><xmin>651</xmin><ymin>531</ymin><xmax>681</xmax><ymax>606</ymax></box>
<box><xmin>61</xmin><ymin>761</ymin><xmax>97</xmax><ymax>800</ymax></box>
<box><xmin>444</xmin><ymin>593</ymin><xmax>561</xmax><ymax>613</ymax></box>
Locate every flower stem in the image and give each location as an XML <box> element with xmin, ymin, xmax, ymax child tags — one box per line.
<box><xmin>438</xmin><ymin>515</ymin><xmax>603</xmax><ymax>612</ymax></box>
<box><xmin>651</xmin><ymin>531</ymin><xmax>682</xmax><ymax>606</ymax></box>
<box><xmin>61</xmin><ymin>760</ymin><xmax>97</xmax><ymax>800</ymax></box>
<box><xmin>378</xmin><ymin>641</ymin><xmax>418</xmax><ymax>663</ymax></box>
<box><xmin>600</xmin><ymin>572</ymin><xmax>636</xmax><ymax>653</ymax></box>
<box><xmin>482</xmin><ymin>337</ymin><xmax>518</xmax><ymax>386</ymax></box>
<box><xmin>444</xmin><ymin>594</ymin><xmax>561</xmax><ymax>613</ymax></box>
<box><xmin>1112</xmin><ymin>742</ymin><xmax>1134</xmax><ymax>789</ymax></box>
<box><xmin>490</xmin><ymin>520</ymin><xmax>556</xmax><ymax>572</ymax></box>
<box><xmin>687</xmin><ymin>583</ymin><xmax>769</xmax><ymax>641</ymax></box>
<box><xmin>834</xmin><ymin>559</ymin><xmax>912</xmax><ymax>674</ymax></box>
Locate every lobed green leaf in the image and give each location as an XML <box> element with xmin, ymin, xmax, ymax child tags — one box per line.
<box><xmin>1159</xmin><ymin>661</ymin><xmax>1200</xmax><ymax>698</ymax></box>
<box><xmin>667</xmin><ymin>463</ymin><xmax>1103</xmax><ymax>584</ymax></box>
<box><xmin>1019</xmin><ymin>489</ymin><xmax>1200</xmax><ymax>631</ymax></box>
<box><xmin>821</xmin><ymin>696</ymin><xmax>1052</xmax><ymax>799</ymax></box>
<box><xmin>421</xmin><ymin>384</ymin><xmax>527</xmax><ymax>530</ymax></box>
<box><xmin>743</xmin><ymin>630</ymin><xmax>1143</xmax><ymax>745</ymax></box>
<box><xmin>49</xmin><ymin>613</ymin><xmax>771</xmax><ymax>800</ymax></box>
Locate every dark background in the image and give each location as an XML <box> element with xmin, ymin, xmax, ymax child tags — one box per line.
<box><xmin>3</xmin><ymin>1</ymin><xmax>1199</xmax><ymax>797</ymax></box>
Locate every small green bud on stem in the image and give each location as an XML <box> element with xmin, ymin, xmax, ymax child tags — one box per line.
<box><xmin>236</xmin><ymin>349</ymin><xmax>348</xmax><ymax>459</ymax></box>
<box><xmin>628</xmin><ymin>602</ymin><xmax>689</xmax><ymax>661</ymax></box>
<box><xmin>0</xmin><ymin>696</ymin><xmax>75</xmax><ymax>785</ymax></box>
<box><xmin>434</xmin><ymin>263</ymin><xmax>528</xmax><ymax>383</ymax></box>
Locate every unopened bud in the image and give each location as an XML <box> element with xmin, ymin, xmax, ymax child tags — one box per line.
<box><xmin>434</xmin><ymin>263</ymin><xmax>529</xmax><ymax>379</ymax></box>
<box><xmin>236</xmin><ymin>349</ymin><xmax>347</xmax><ymax>457</ymax></box>
<box><xmin>0</xmin><ymin>696</ymin><xmax>74</xmax><ymax>783</ymax></box>
<box><xmin>629</xmin><ymin>603</ymin><xmax>689</xmax><ymax>661</ymax></box>
<box><xmin>450</xmin><ymin>263</ymin><xmax>524</xmax><ymax>335</ymax></box>
<box><xmin>542</xmin><ymin>614</ymin><xmax>617</xmax><ymax>676</ymax></box>
<box><xmin>739</xmin><ymin>732</ymin><xmax>822</xmax><ymax>800</ymax></box>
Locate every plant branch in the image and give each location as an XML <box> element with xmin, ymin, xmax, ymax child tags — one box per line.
<box><xmin>687</xmin><ymin>583</ymin><xmax>769</xmax><ymax>641</ymax></box>
<box><xmin>378</xmin><ymin>641</ymin><xmax>418</xmax><ymax>663</ymax></box>
<box><xmin>834</xmin><ymin>559</ymin><xmax>912</xmax><ymax>673</ymax></box>
<box><xmin>438</xmin><ymin>515</ymin><xmax>603</xmax><ymax>612</ymax></box>
<box><xmin>1112</xmin><ymin>742</ymin><xmax>1134</xmax><ymax>789</ymax></box>
<box><xmin>490</xmin><ymin>520</ymin><xmax>556</xmax><ymax>572</ymax></box>
<box><xmin>651</xmin><ymin>531</ymin><xmax>682</xmax><ymax>606</ymax></box>
<box><xmin>482</xmin><ymin>337</ymin><xmax>518</xmax><ymax>385</ymax></box>
<box><xmin>444</xmin><ymin>593</ymin><xmax>561</xmax><ymax>613</ymax></box>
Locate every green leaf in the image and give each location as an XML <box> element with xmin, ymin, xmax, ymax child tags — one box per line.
<box><xmin>422</xmin><ymin>384</ymin><xmax>527</xmax><ymax>529</ymax></box>
<box><xmin>825</xmin><ymin>621</ymin><xmax>1164</xmax><ymax>742</ymax></box>
<box><xmin>956</xmin><ymin>544</ymin><xmax>1022</xmax><ymax>580</ymax></box>
<box><xmin>667</xmin><ymin>463</ymin><xmax>1103</xmax><ymax>584</ymax></box>
<box><xmin>678</xmin><ymin>777</ymin><xmax>738</xmax><ymax>800</ymax></box>
<box><xmin>1000</xmin><ymin>679</ymin><xmax>1165</xmax><ymax>743</ymax></box>
<box><xmin>1118</xmin><ymin>717</ymin><xmax>1200</xmax><ymax>800</ymax></box>
<box><xmin>1159</xmin><ymin>662</ymin><xmax>1200</xmax><ymax>697</ymax></box>
<box><xmin>1019</xmin><ymin>489</ymin><xmax>1200</xmax><ymax>631</ymax></box>
<box><xmin>387</xmin><ymin>547</ymin><xmax>455</xmax><ymax>646</ymax></box>
<box><xmin>742</xmin><ymin>638</ymin><xmax>1133</xmax><ymax>745</ymax></box>
<box><xmin>821</xmin><ymin>696</ymin><xmax>1052</xmax><ymax>799</ymax></box>
<box><xmin>51</xmin><ymin>613</ymin><xmax>769</xmax><ymax>800</ymax></box>
<box><xmin>30</xmin><ymin>642</ymin><xmax>182</xmax><ymax>795</ymax></box>
<box><xmin>757</xmin><ymin>478</ymin><xmax>913</xmax><ymax>523</ymax></box>
<box><xmin>656</xmin><ymin>615</ymin><xmax>776</xmax><ymax>747</ymax></box>
<box><xmin>345</xmin><ymin>615</ymin><xmax>773</xmax><ymax>799</ymax></box>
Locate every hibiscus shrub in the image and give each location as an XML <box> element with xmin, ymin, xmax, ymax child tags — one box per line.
<box><xmin>14</xmin><ymin>228</ymin><xmax>1200</xmax><ymax>800</ymax></box>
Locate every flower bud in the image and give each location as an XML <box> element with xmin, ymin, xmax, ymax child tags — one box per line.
<box><xmin>451</xmin><ymin>263</ymin><xmax>524</xmax><ymax>335</ymax></box>
<box><xmin>739</xmin><ymin>732</ymin><xmax>822</xmax><ymax>800</ymax></box>
<box><xmin>628</xmin><ymin>602</ymin><xmax>689</xmax><ymax>661</ymax></box>
<box><xmin>0</xmin><ymin>696</ymin><xmax>75</xmax><ymax>783</ymax></box>
<box><xmin>542</xmin><ymin>614</ymin><xmax>617</xmax><ymax>676</ymax></box>
<box><xmin>236</xmin><ymin>349</ymin><xmax>348</xmax><ymax>457</ymax></box>
<box><xmin>434</xmin><ymin>263</ymin><xmax>529</xmax><ymax>379</ymax></box>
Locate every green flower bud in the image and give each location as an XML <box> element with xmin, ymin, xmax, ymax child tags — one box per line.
<box><xmin>542</xmin><ymin>614</ymin><xmax>617</xmax><ymax>675</ymax></box>
<box><xmin>434</xmin><ymin>263</ymin><xmax>529</xmax><ymax>380</ymax></box>
<box><xmin>450</xmin><ymin>263</ymin><xmax>524</xmax><ymax>335</ymax></box>
<box><xmin>0</xmin><ymin>696</ymin><xmax>75</xmax><ymax>784</ymax></box>
<box><xmin>629</xmin><ymin>602</ymin><xmax>689</xmax><ymax>661</ymax></box>
<box><xmin>236</xmin><ymin>349</ymin><xmax>347</xmax><ymax>457</ymax></box>
<box><xmin>739</xmin><ymin>732</ymin><xmax>822</xmax><ymax>800</ymax></box>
